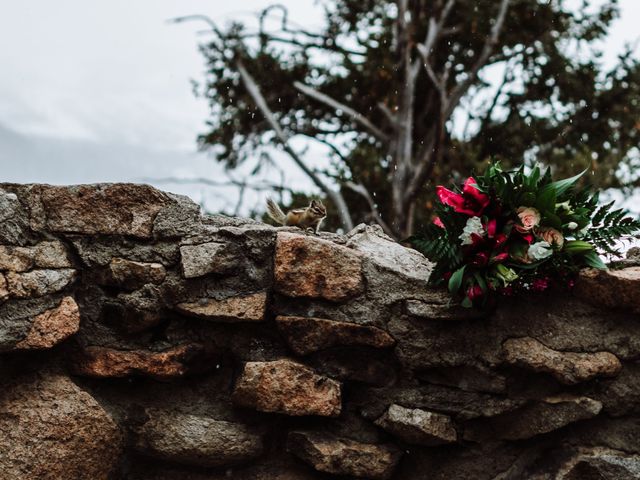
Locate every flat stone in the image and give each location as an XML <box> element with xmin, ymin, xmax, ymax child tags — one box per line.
<box><xmin>0</xmin><ymin>241</ymin><xmax>72</xmax><ymax>273</ymax></box>
<box><xmin>132</xmin><ymin>410</ymin><xmax>263</xmax><ymax>468</ymax></box>
<box><xmin>0</xmin><ymin>372</ymin><xmax>123</xmax><ymax>480</ymax></box>
<box><xmin>100</xmin><ymin>257</ymin><xmax>166</xmax><ymax>290</ymax></box>
<box><xmin>71</xmin><ymin>343</ymin><xmax>205</xmax><ymax>380</ymax></box>
<box><xmin>405</xmin><ymin>292</ymin><xmax>485</xmax><ymax>321</ymax></box>
<box><xmin>287</xmin><ymin>431</ymin><xmax>401</xmax><ymax>480</ymax></box>
<box><xmin>232</xmin><ymin>359</ymin><xmax>341</xmax><ymax>417</ymax></box>
<box><xmin>0</xmin><ymin>273</ymin><xmax>8</xmax><ymax>302</ymax></box>
<box><xmin>15</xmin><ymin>296</ymin><xmax>80</xmax><ymax>350</ymax></box>
<box><xmin>0</xmin><ymin>188</ymin><xmax>30</xmax><ymax>245</ymax></box>
<box><xmin>0</xmin><ymin>246</ymin><xmax>33</xmax><ymax>271</ymax></box>
<box><xmin>347</xmin><ymin>224</ymin><xmax>432</xmax><ymax>283</ymax></box>
<box><xmin>28</xmin><ymin>184</ymin><xmax>170</xmax><ymax>238</ymax></box>
<box><xmin>503</xmin><ymin>337</ymin><xmax>622</xmax><ymax>385</ymax></box>
<box><xmin>32</xmin><ymin>241</ymin><xmax>72</xmax><ymax>268</ymax></box>
<box><xmin>180</xmin><ymin>242</ymin><xmax>232</xmax><ymax>278</ymax></box>
<box><xmin>575</xmin><ymin>267</ymin><xmax>640</xmax><ymax>313</ymax></box>
<box><xmin>557</xmin><ymin>447</ymin><xmax>640</xmax><ymax>480</ymax></box>
<box><xmin>274</xmin><ymin>232</ymin><xmax>364</xmax><ymax>302</ymax></box>
<box><xmin>464</xmin><ymin>395</ymin><xmax>602</xmax><ymax>442</ymax></box>
<box><xmin>175</xmin><ymin>292</ymin><xmax>267</xmax><ymax>323</ymax></box>
<box><xmin>375</xmin><ymin>404</ymin><xmax>457</xmax><ymax>446</ymax></box>
<box><xmin>276</xmin><ymin>315</ymin><xmax>395</xmax><ymax>355</ymax></box>
<box><xmin>5</xmin><ymin>268</ymin><xmax>76</xmax><ymax>298</ymax></box>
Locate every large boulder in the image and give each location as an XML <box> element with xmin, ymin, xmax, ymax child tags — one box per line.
<box><xmin>0</xmin><ymin>372</ymin><xmax>123</xmax><ymax>479</ymax></box>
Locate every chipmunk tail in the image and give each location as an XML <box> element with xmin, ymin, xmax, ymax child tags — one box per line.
<box><xmin>266</xmin><ymin>198</ymin><xmax>287</xmax><ymax>225</ymax></box>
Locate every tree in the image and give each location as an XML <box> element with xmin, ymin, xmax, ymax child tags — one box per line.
<box><xmin>175</xmin><ymin>0</ymin><xmax>640</xmax><ymax>239</ymax></box>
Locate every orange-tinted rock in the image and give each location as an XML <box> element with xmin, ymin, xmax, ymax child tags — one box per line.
<box><xmin>28</xmin><ymin>184</ymin><xmax>170</xmax><ymax>238</ymax></box>
<box><xmin>175</xmin><ymin>292</ymin><xmax>267</xmax><ymax>323</ymax></box>
<box><xmin>276</xmin><ymin>315</ymin><xmax>395</xmax><ymax>355</ymax></box>
<box><xmin>0</xmin><ymin>372</ymin><xmax>123</xmax><ymax>480</ymax></box>
<box><xmin>287</xmin><ymin>431</ymin><xmax>401</xmax><ymax>479</ymax></box>
<box><xmin>232</xmin><ymin>359</ymin><xmax>341</xmax><ymax>417</ymax></box>
<box><xmin>575</xmin><ymin>267</ymin><xmax>640</xmax><ymax>313</ymax></box>
<box><xmin>16</xmin><ymin>296</ymin><xmax>80</xmax><ymax>350</ymax></box>
<box><xmin>0</xmin><ymin>245</ymin><xmax>33</xmax><ymax>271</ymax></box>
<box><xmin>0</xmin><ymin>273</ymin><xmax>8</xmax><ymax>302</ymax></box>
<box><xmin>72</xmin><ymin>343</ymin><xmax>205</xmax><ymax>380</ymax></box>
<box><xmin>274</xmin><ymin>232</ymin><xmax>364</xmax><ymax>302</ymax></box>
<box><xmin>503</xmin><ymin>337</ymin><xmax>622</xmax><ymax>385</ymax></box>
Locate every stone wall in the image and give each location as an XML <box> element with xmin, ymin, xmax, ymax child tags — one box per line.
<box><xmin>1</xmin><ymin>183</ymin><xmax>640</xmax><ymax>480</ymax></box>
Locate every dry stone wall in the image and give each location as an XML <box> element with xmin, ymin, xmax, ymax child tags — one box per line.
<box><xmin>1</xmin><ymin>183</ymin><xmax>640</xmax><ymax>480</ymax></box>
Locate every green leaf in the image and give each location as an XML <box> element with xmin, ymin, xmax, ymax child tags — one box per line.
<box><xmin>583</xmin><ymin>251</ymin><xmax>607</xmax><ymax>269</ymax></box>
<box><xmin>461</xmin><ymin>297</ymin><xmax>473</xmax><ymax>308</ymax></box>
<box><xmin>448</xmin><ymin>265</ymin><xmax>466</xmax><ymax>294</ymax></box>
<box><xmin>536</xmin><ymin>188</ymin><xmax>557</xmax><ymax>214</ymax></box>
<box><xmin>540</xmin><ymin>170</ymin><xmax>587</xmax><ymax>198</ymax></box>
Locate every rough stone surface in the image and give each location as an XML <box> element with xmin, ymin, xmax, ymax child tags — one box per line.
<box><xmin>557</xmin><ymin>447</ymin><xmax>640</xmax><ymax>480</ymax></box>
<box><xmin>464</xmin><ymin>395</ymin><xmax>603</xmax><ymax>441</ymax></box>
<box><xmin>503</xmin><ymin>336</ymin><xmax>622</xmax><ymax>385</ymax></box>
<box><xmin>99</xmin><ymin>257</ymin><xmax>166</xmax><ymax>290</ymax></box>
<box><xmin>15</xmin><ymin>296</ymin><xmax>80</xmax><ymax>350</ymax></box>
<box><xmin>132</xmin><ymin>409</ymin><xmax>263</xmax><ymax>468</ymax></box>
<box><xmin>175</xmin><ymin>291</ymin><xmax>267</xmax><ymax>323</ymax></box>
<box><xmin>575</xmin><ymin>266</ymin><xmax>640</xmax><ymax>313</ymax></box>
<box><xmin>2</xmin><ymin>182</ymin><xmax>640</xmax><ymax>479</ymax></box>
<box><xmin>287</xmin><ymin>430</ymin><xmax>402</xmax><ymax>479</ymax></box>
<box><xmin>375</xmin><ymin>404</ymin><xmax>457</xmax><ymax>446</ymax></box>
<box><xmin>276</xmin><ymin>315</ymin><xmax>395</xmax><ymax>355</ymax></box>
<box><xmin>180</xmin><ymin>241</ymin><xmax>233</xmax><ymax>278</ymax></box>
<box><xmin>5</xmin><ymin>268</ymin><xmax>75</xmax><ymax>298</ymax></box>
<box><xmin>347</xmin><ymin>224</ymin><xmax>432</xmax><ymax>283</ymax></box>
<box><xmin>29</xmin><ymin>183</ymin><xmax>172</xmax><ymax>237</ymax></box>
<box><xmin>72</xmin><ymin>344</ymin><xmax>205</xmax><ymax>380</ymax></box>
<box><xmin>232</xmin><ymin>359</ymin><xmax>342</xmax><ymax>417</ymax></box>
<box><xmin>274</xmin><ymin>232</ymin><xmax>364</xmax><ymax>302</ymax></box>
<box><xmin>0</xmin><ymin>372</ymin><xmax>123</xmax><ymax>480</ymax></box>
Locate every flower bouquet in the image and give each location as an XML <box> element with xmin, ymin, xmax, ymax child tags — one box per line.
<box><xmin>411</xmin><ymin>163</ymin><xmax>640</xmax><ymax>308</ymax></box>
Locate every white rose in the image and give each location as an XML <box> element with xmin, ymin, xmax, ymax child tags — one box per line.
<box><xmin>528</xmin><ymin>241</ymin><xmax>553</xmax><ymax>261</ymax></box>
<box><xmin>459</xmin><ymin>216</ymin><xmax>485</xmax><ymax>246</ymax></box>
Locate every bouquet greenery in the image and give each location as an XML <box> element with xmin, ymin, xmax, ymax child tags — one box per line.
<box><xmin>411</xmin><ymin>163</ymin><xmax>640</xmax><ymax>308</ymax></box>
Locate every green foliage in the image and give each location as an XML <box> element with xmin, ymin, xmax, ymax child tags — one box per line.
<box><xmin>193</xmin><ymin>0</ymin><xmax>640</xmax><ymax>232</ymax></box>
<box><xmin>411</xmin><ymin>163</ymin><xmax>640</xmax><ymax>307</ymax></box>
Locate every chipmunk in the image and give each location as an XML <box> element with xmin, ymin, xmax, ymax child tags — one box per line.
<box><xmin>266</xmin><ymin>198</ymin><xmax>327</xmax><ymax>233</ymax></box>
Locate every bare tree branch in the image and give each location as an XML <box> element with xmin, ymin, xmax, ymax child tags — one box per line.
<box><xmin>237</xmin><ymin>61</ymin><xmax>354</xmax><ymax>230</ymax></box>
<box><xmin>344</xmin><ymin>182</ymin><xmax>396</xmax><ymax>239</ymax></box>
<box><xmin>293</xmin><ymin>81</ymin><xmax>389</xmax><ymax>142</ymax></box>
<box><xmin>444</xmin><ymin>0</ymin><xmax>511</xmax><ymax>119</ymax></box>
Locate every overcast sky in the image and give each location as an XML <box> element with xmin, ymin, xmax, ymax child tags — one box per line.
<box><xmin>1</xmin><ymin>0</ymin><xmax>639</xmax><ymax>214</ymax></box>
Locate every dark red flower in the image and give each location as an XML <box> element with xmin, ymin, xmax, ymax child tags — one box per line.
<box><xmin>467</xmin><ymin>284</ymin><xmax>484</xmax><ymax>301</ymax></box>
<box><xmin>436</xmin><ymin>177</ymin><xmax>490</xmax><ymax>216</ymax></box>
<box><xmin>531</xmin><ymin>277</ymin><xmax>550</xmax><ymax>292</ymax></box>
<box><xmin>471</xmin><ymin>252</ymin><xmax>489</xmax><ymax>267</ymax></box>
<box><xmin>491</xmin><ymin>252</ymin><xmax>509</xmax><ymax>264</ymax></box>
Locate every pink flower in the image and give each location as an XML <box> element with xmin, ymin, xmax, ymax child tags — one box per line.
<box><xmin>515</xmin><ymin>207</ymin><xmax>541</xmax><ymax>233</ymax></box>
<box><xmin>436</xmin><ymin>178</ymin><xmax>490</xmax><ymax>216</ymax></box>
<box><xmin>536</xmin><ymin>227</ymin><xmax>564</xmax><ymax>248</ymax></box>
<box><xmin>433</xmin><ymin>217</ymin><xmax>445</xmax><ymax>228</ymax></box>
